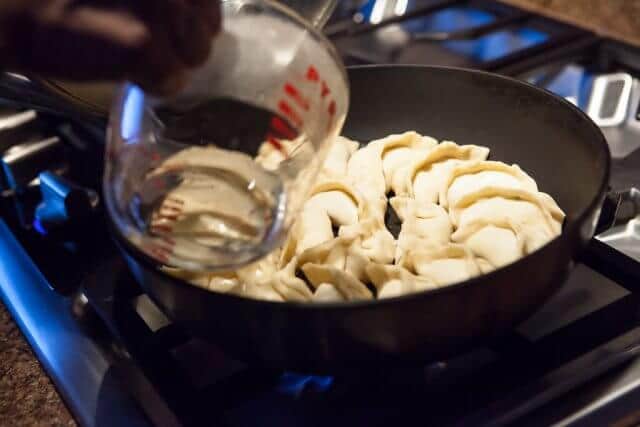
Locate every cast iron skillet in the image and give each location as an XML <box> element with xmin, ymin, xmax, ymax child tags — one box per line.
<box><xmin>114</xmin><ymin>65</ymin><xmax>611</xmax><ymax>373</ymax></box>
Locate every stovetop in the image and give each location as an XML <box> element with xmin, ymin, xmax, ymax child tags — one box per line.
<box><xmin>3</xmin><ymin>1</ymin><xmax>640</xmax><ymax>426</ymax></box>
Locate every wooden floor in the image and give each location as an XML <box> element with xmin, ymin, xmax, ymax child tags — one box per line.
<box><xmin>0</xmin><ymin>302</ymin><xmax>74</xmax><ymax>426</ymax></box>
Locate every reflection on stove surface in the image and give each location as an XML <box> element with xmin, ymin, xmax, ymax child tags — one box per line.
<box><xmin>600</xmin><ymin>218</ymin><xmax>640</xmax><ymax>263</ymax></box>
<box><xmin>518</xmin><ymin>264</ymin><xmax>629</xmax><ymax>340</ymax></box>
<box><xmin>524</xmin><ymin>66</ymin><xmax>640</xmax><ymax>160</ymax></box>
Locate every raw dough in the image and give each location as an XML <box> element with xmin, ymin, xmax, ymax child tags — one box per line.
<box><xmin>165</xmin><ymin>132</ymin><xmax>565</xmax><ymax>302</ymax></box>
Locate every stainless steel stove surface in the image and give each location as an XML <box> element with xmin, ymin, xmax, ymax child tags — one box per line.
<box><xmin>3</xmin><ymin>1</ymin><xmax>640</xmax><ymax>426</ymax></box>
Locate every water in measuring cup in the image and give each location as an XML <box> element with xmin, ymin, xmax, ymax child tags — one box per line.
<box><xmin>128</xmin><ymin>99</ymin><xmax>303</xmax><ymax>258</ymax></box>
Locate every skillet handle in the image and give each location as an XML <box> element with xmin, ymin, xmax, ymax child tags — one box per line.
<box><xmin>594</xmin><ymin>187</ymin><xmax>640</xmax><ymax>235</ymax></box>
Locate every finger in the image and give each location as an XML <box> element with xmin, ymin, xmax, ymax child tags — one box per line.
<box><xmin>129</xmin><ymin>66</ymin><xmax>190</xmax><ymax>96</ymax></box>
<box><xmin>6</xmin><ymin>20</ymin><xmax>139</xmax><ymax>80</ymax></box>
<box><xmin>62</xmin><ymin>7</ymin><xmax>149</xmax><ymax>47</ymax></box>
<box><xmin>186</xmin><ymin>0</ymin><xmax>221</xmax><ymax>35</ymax></box>
<box><xmin>170</xmin><ymin>3</ymin><xmax>213</xmax><ymax>67</ymax></box>
<box><xmin>128</xmin><ymin>33</ymin><xmax>190</xmax><ymax>96</ymax></box>
<box><xmin>144</xmin><ymin>0</ymin><xmax>213</xmax><ymax>68</ymax></box>
<box><xmin>1</xmin><ymin>3</ymin><xmax>191</xmax><ymax>94</ymax></box>
<box><xmin>140</xmin><ymin>10</ymin><xmax>194</xmax><ymax>93</ymax></box>
<box><xmin>9</xmin><ymin>6</ymin><xmax>186</xmax><ymax>93</ymax></box>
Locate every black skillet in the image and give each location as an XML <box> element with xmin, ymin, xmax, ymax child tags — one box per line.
<box><xmin>114</xmin><ymin>65</ymin><xmax>611</xmax><ymax>373</ymax></box>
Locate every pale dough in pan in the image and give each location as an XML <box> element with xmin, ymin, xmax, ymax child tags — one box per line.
<box><xmin>163</xmin><ymin>132</ymin><xmax>565</xmax><ymax>302</ymax></box>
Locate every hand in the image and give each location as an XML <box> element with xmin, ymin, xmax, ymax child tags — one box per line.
<box><xmin>0</xmin><ymin>0</ymin><xmax>220</xmax><ymax>94</ymax></box>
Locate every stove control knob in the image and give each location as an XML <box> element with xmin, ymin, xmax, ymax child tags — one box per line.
<box><xmin>1</xmin><ymin>136</ymin><xmax>66</xmax><ymax>191</ymax></box>
<box><xmin>34</xmin><ymin>171</ymin><xmax>98</xmax><ymax>232</ymax></box>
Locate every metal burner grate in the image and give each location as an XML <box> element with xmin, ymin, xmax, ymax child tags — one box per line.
<box><xmin>326</xmin><ymin>0</ymin><xmax>589</xmax><ymax>70</ymax></box>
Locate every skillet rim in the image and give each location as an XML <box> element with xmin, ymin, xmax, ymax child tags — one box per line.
<box><xmin>120</xmin><ymin>64</ymin><xmax>611</xmax><ymax>311</ymax></box>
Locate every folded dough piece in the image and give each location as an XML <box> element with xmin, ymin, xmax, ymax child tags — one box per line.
<box><xmin>366</xmin><ymin>263</ymin><xmax>438</xmax><ymax>299</ymax></box>
<box><xmin>289</xmin><ymin>180</ymin><xmax>361</xmax><ymax>255</ymax></box>
<box><xmin>450</xmin><ymin>187</ymin><xmax>565</xmax><ymax>253</ymax></box>
<box><xmin>236</xmin><ymin>251</ymin><xmax>279</xmax><ymax>284</ymax></box>
<box><xmin>339</xmin><ymin>217</ymin><xmax>396</xmax><ymax>267</ymax></box>
<box><xmin>312</xmin><ymin>283</ymin><xmax>346</xmax><ymax>302</ymax></box>
<box><xmin>295</xmin><ymin>229</ymin><xmax>378</xmax><ymax>284</ymax></box>
<box><xmin>208</xmin><ymin>275</ymin><xmax>283</xmax><ymax>302</ymax></box>
<box><xmin>163</xmin><ymin>253</ymin><xmax>285</xmax><ymax>301</ymax></box>
<box><xmin>347</xmin><ymin>139</ymin><xmax>387</xmax><ymax>220</ymax></box>
<box><xmin>240</xmin><ymin>283</ymin><xmax>286</xmax><ymax>302</ymax></box>
<box><xmin>161</xmin><ymin>266</ymin><xmax>243</xmax><ymax>295</ymax></box>
<box><xmin>401</xmin><ymin>243</ymin><xmax>482</xmax><ymax>286</ymax></box>
<box><xmin>407</xmin><ymin>141</ymin><xmax>490</xmax><ymax>205</ymax></box>
<box><xmin>451</xmin><ymin>221</ymin><xmax>524</xmax><ymax>271</ymax></box>
<box><xmin>440</xmin><ymin>161</ymin><xmax>538</xmax><ymax>209</ymax></box>
<box><xmin>269</xmin><ymin>257</ymin><xmax>314</xmax><ymax>302</ymax></box>
<box><xmin>346</xmin><ymin>132</ymin><xmax>437</xmax><ymax>214</ymax></box>
<box><xmin>207</xmin><ymin>276</ymin><xmax>238</xmax><ymax>291</ymax></box>
<box><xmin>390</xmin><ymin>196</ymin><xmax>452</xmax><ymax>263</ymax></box>
<box><xmin>317</xmin><ymin>136</ymin><xmax>359</xmax><ymax>182</ymax></box>
<box><xmin>302</xmin><ymin>263</ymin><xmax>373</xmax><ymax>301</ymax></box>
<box><xmin>297</xmin><ymin>236</ymin><xmax>351</xmax><ymax>270</ymax></box>
<box><xmin>378</xmin><ymin>131</ymin><xmax>437</xmax><ymax>194</ymax></box>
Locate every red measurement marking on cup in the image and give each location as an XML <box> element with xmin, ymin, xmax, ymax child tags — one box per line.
<box><xmin>150</xmin><ymin>224</ymin><xmax>174</xmax><ymax>234</ymax></box>
<box><xmin>139</xmin><ymin>146</ymin><xmax>160</xmax><ymax>162</ymax></box>
<box><xmin>270</xmin><ymin>116</ymin><xmax>297</xmax><ymax>140</ymax></box>
<box><xmin>278</xmin><ymin>100</ymin><xmax>302</xmax><ymax>128</ymax></box>
<box><xmin>267</xmin><ymin>64</ymin><xmax>339</xmax><ymax>154</ymax></box>
<box><xmin>306</xmin><ymin>66</ymin><xmax>319</xmax><ymax>82</ymax></box>
<box><xmin>145</xmin><ymin>243</ymin><xmax>170</xmax><ymax>263</ymax></box>
<box><xmin>284</xmin><ymin>83</ymin><xmax>310</xmax><ymax>111</ymax></box>
<box><xmin>321</xmin><ymin>81</ymin><xmax>330</xmax><ymax>98</ymax></box>
<box><xmin>150</xmin><ymin>250</ymin><xmax>169</xmax><ymax>263</ymax></box>
<box><xmin>266</xmin><ymin>134</ymin><xmax>284</xmax><ymax>152</ymax></box>
<box><xmin>150</xmin><ymin>238</ymin><xmax>173</xmax><ymax>251</ymax></box>
<box><xmin>156</xmin><ymin>213</ymin><xmax>179</xmax><ymax>221</ymax></box>
<box><xmin>153</xmin><ymin>197</ymin><xmax>184</xmax><ymax>225</ymax></box>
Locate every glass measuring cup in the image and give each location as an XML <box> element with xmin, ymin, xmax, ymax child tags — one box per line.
<box><xmin>103</xmin><ymin>0</ymin><xmax>349</xmax><ymax>271</ymax></box>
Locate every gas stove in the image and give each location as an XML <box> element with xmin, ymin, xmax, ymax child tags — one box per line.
<box><xmin>3</xmin><ymin>1</ymin><xmax>640</xmax><ymax>426</ymax></box>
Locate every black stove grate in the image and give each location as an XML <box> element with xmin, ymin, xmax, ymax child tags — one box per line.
<box><xmin>327</xmin><ymin>0</ymin><xmax>590</xmax><ymax>70</ymax></box>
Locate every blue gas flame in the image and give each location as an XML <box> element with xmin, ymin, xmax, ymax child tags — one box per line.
<box><xmin>32</xmin><ymin>218</ymin><xmax>47</xmax><ymax>235</ymax></box>
<box><xmin>277</xmin><ymin>372</ymin><xmax>334</xmax><ymax>397</ymax></box>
